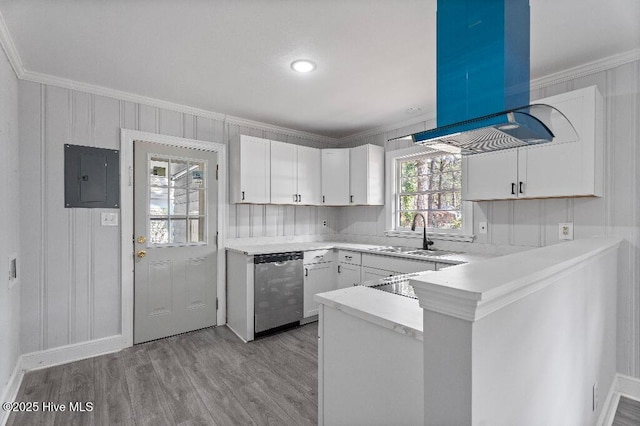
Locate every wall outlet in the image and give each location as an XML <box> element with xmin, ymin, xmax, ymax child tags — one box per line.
<box><xmin>592</xmin><ymin>382</ymin><xmax>598</xmax><ymax>411</ymax></box>
<box><xmin>559</xmin><ymin>222</ymin><xmax>574</xmax><ymax>240</ymax></box>
<box><xmin>479</xmin><ymin>221</ymin><xmax>487</xmax><ymax>234</ymax></box>
<box><xmin>322</xmin><ymin>219</ymin><xmax>327</xmax><ymax>228</ymax></box>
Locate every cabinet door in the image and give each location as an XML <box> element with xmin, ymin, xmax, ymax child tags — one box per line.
<box><xmin>297</xmin><ymin>145</ymin><xmax>322</xmax><ymax>205</ymax></box>
<box><xmin>238</xmin><ymin>135</ymin><xmax>270</xmax><ymax>203</ymax></box>
<box><xmin>337</xmin><ymin>262</ymin><xmax>361</xmax><ymax>289</ymax></box>
<box><xmin>349</xmin><ymin>145</ymin><xmax>368</xmax><ymax>205</ymax></box>
<box><xmin>322</xmin><ymin>149</ymin><xmax>350</xmax><ymax>205</ymax></box>
<box><xmin>270</xmin><ymin>140</ymin><xmax>297</xmax><ymax>204</ymax></box>
<box><xmin>349</xmin><ymin>144</ymin><xmax>385</xmax><ymax>205</ymax></box>
<box><xmin>304</xmin><ymin>262</ymin><xmax>336</xmax><ymax>318</ymax></box>
<box><xmin>361</xmin><ymin>266</ymin><xmax>397</xmax><ymax>282</ymax></box>
<box><xmin>462</xmin><ymin>149</ymin><xmax>518</xmax><ymax>201</ymax></box>
<box><xmin>519</xmin><ymin>86</ymin><xmax>600</xmax><ymax>198</ymax></box>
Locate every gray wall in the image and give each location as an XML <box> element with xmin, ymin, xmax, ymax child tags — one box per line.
<box><xmin>0</xmin><ymin>46</ymin><xmax>20</xmax><ymax>397</ymax></box>
<box><xmin>338</xmin><ymin>60</ymin><xmax>640</xmax><ymax>378</ymax></box>
<box><xmin>17</xmin><ymin>81</ymin><xmax>337</xmax><ymax>354</ymax></box>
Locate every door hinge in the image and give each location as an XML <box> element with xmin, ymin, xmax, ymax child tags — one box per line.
<box><xmin>215</xmin><ymin>232</ymin><xmax>218</xmax><ymax>247</ymax></box>
<box><xmin>216</xmin><ymin>297</ymin><xmax>219</xmax><ymax>310</ymax></box>
<box><xmin>216</xmin><ymin>164</ymin><xmax>219</xmax><ymax>180</ymax></box>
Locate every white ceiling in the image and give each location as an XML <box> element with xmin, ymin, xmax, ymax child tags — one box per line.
<box><xmin>0</xmin><ymin>0</ymin><xmax>638</xmax><ymax>139</ymax></box>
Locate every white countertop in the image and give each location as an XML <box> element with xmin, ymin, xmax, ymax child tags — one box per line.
<box><xmin>314</xmin><ymin>286</ymin><xmax>424</xmax><ymax>341</ymax></box>
<box><xmin>410</xmin><ymin>236</ymin><xmax>623</xmax><ymax>322</ymax></box>
<box><xmin>225</xmin><ymin>240</ymin><xmax>492</xmax><ymax>265</ymax></box>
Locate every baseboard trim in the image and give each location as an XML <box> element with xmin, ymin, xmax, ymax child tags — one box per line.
<box><xmin>598</xmin><ymin>373</ymin><xmax>640</xmax><ymax>426</ymax></box>
<box><xmin>0</xmin><ymin>358</ymin><xmax>25</xmax><ymax>426</ymax></box>
<box><xmin>20</xmin><ymin>334</ymin><xmax>126</xmax><ymax>372</ymax></box>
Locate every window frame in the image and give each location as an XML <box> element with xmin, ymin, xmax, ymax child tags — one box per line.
<box><xmin>385</xmin><ymin>144</ymin><xmax>474</xmax><ymax>242</ymax></box>
<box><xmin>146</xmin><ymin>152</ymin><xmax>209</xmax><ymax>247</ymax></box>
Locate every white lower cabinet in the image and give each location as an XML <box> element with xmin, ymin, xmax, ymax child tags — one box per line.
<box><xmin>304</xmin><ymin>254</ymin><xmax>336</xmax><ymax>318</ymax></box>
<box><xmin>362</xmin><ymin>266</ymin><xmax>397</xmax><ymax>281</ymax></box>
<box><xmin>337</xmin><ymin>262</ymin><xmax>361</xmax><ymax>289</ymax></box>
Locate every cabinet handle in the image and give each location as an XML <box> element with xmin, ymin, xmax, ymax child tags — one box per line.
<box><xmin>519</xmin><ymin>182</ymin><xmax>524</xmax><ymax>194</ymax></box>
<box><xmin>305</xmin><ymin>268</ymin><xmax>308</xmax><ymax>277</ymax></box>
<box><xmin>322</xmin><ymin>195</ymin><xmax>325</xmax><ymax>203</ymax></box>
<box><xmin>338</xmin><ymin>265</ymin><xmax>341</xmax><ymax>273</ymax></box>
<box><xmin>299</xmin><ymin>194</ymin><xmax>302</xmax><ymax>203</ymax></box>
<box><xmin>293</xmin><ymin>194</ymin><xmax>297</xmax><ymax>202</ymax></box>
<box><xmin>511</xmin><ymin>183</ymin><xmax>516</xmax><ymax>195</ymax></box>
<box><xmin>345</xmin><ymin>255</ymin><xmax>352</xmax><ymax>260</ymax></box>
<box><xmin>242</xmin><ymin>191</ymin><xmax>245</xmax><ymax>201</ymax></box>
<box><xmin>350</xmin><ymin>195</ymin><xmax>354</xmax><ymax>203</ymax></box>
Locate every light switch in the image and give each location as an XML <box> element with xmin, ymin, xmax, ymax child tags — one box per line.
<box><xmin>101</xmin><ymin>212</ymin><xmax>119</xmax><ymax>227</ymax></box>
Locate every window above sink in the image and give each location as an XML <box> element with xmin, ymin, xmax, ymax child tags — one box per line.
<box><xmin>384</xmin><ymin>144</ymin><xmax>474</xmax><ymax>243</ymax></box>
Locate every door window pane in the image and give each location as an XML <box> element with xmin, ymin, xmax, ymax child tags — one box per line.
<box><xmin>171</xmin><ymin>219</ymin><xmax>187</xmax><ymax>244</ymax></box>
<box><xmin>170</xmin><ymin>160</ymin><xmax>189</xmax><ymax>187</ymax></box>
<box><xmin>150</xmin><ymin>159</ymin><xmax>168</xmax><ymax>186</ymax></box>
<box><xmin>189</xmin><ymin>218</ymin><xmax>206</xmax><ymax>243</ymax></box>
<box><xmin>170</xmin><ymin>188</ymin><xmax>187</xmax><ymax>215</ymax></box>
<box><xmin>149</xmin><ymin>187</ymin><xmax>168</xmax><ymax>215</ymax></box>
<box><xmin>150</xmin><ymin>219</ymin><xmax>169</xmax><ymax>244</ymax></box>
<box><xmin>188</xmin><ymin>190</ymin><xmax>205</xmax><ymax>215</ymax></box>
<box><xmin>189</xmin><ymin>162</ymin><xmax>205</xmax><ymax>188</ymax></box>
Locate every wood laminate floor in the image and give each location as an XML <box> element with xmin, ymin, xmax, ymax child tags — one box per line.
<box><xmin>612</xmin><ymin>396</ymin><xmax>640</xmax><ymax>426</ymax></box>
<box><xmin>7</xmin><ymin>323</ymin><xmax>318</xmax><ymax>426</ymax></box>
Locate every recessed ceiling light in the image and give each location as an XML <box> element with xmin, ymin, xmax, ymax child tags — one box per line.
<box><xmin>291</xmin><ymin>59</ymin><xmax>316</xmax><ymax>73</ymax></box>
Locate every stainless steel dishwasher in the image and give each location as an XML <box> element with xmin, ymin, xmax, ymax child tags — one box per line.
<box><xmin>254</xmin><ymin>251</ymin><xmax>304</xmax><ymax>334</ymax></box>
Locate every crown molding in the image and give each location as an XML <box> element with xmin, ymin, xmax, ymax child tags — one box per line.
<box><xmin>0</xmin><ymin>10</ymin><xmax>24</xmax><ymax>79</ymax></box>
<box><xmin>1</xmin><ymin>7</ymin><xmax>637</xmax><ymax>145</ymax></box>
<box><xmin>530</xmin><ymin>48</ymin><xmax>640</xmax><ymax>90</ymax></box>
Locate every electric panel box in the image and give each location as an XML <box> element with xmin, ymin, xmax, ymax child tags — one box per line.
<box><xmin>64</xmin><ymin>144</ymin><xmax>120</xmax><ymax>208</ymax></box>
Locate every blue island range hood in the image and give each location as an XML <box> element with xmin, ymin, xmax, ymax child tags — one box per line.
<box><xmin>411</xmin><ymin>0</ymin><xmax>577</xmax><ymax>154</ymax></box>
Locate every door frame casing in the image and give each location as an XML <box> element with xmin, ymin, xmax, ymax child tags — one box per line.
<box><xmin>120</xmin><ymin>129</ymin><xmax>227</xmax><ymax>347</ymax></box>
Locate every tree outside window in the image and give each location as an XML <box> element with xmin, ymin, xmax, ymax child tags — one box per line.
<box><xmin>398</xmin><ymin>153</ymin><xmax>462</xmax><ymax>230</ymax></box>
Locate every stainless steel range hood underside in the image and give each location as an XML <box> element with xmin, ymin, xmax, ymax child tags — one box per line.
<box><xmin>411</xmin><ymin>103</ymin><xmax>578</xmax><ymax>155</ymax></box>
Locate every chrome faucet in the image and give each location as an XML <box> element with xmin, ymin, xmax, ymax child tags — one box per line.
<box><xmin>411</xmin><ymin>213</ymin><xmax>434</xmax><ymax>250</ymax></box>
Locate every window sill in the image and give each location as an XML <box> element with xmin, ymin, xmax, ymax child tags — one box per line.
<box><xmin>384</xmin><ymin>230</ymin><xmax>475</xmax><ymax>243</ymax></box>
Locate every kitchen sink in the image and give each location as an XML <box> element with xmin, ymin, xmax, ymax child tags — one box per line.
<box><xmin>367</xmin><ymin>246</ymin><xmax>459</xmax><ymax>257</ymax></box>
<box><xmin>406</xmin><ymin>250</ymin><xmax>459</xmax><ymax>257</ymax></box>
<box><xmin>367</xmin><ymin>246</ymin><xmax>417</xmax><ymax>253</ymax></box>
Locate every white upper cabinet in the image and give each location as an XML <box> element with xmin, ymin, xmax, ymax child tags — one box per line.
<box><xmin>296</xmin><ymin>145</ymin><xmax>322</xmax><ymax>205</ymax></box>
<box><xmin>322</xmin><ymin>144</ymin><xmax>384</xmax><ymax>206</ymax></box>
<box><xmin>270</xmin><ymin>141</ymin><xmax>298</xmax><ymax>204</ymax></box>
<box><xmin>270</xmin><ymin>141</ymin><xmax>321</xmax><ymax>205</ymax></box>
<box><xmin>230</xmin><ymin>134</ymin><xmax>270</xmax><ymax>204</ymax></box>
<box><xmin>349</xmin><ymin>144</ymin><xmax>384</xmax><ymax>205</ymax></box>
<box><xmin>231</xmin><ymin>136</ymin><xmax>383</xmax><ymax>206</ymax></box>
<box><xmin>462</xmin><ymin>86</ymin><xmax>603</xmax><ymax>201</ymax></box>
<box><xmin>321</xmin><ymin>149</ymin><xmax>350</xmax><ymax>205</ymax></box>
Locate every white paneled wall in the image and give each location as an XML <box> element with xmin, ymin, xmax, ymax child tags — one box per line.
<box><xmin>18</xmin><ymin>81</ymin><xmax>336</xmax><ymax>353</ymax></box>
<box><xmin>0</xmin><ymin>45</ymin><xmax>20</xmax><ymax>402</ymax></box>
<box><xmin>339</xmin><ymin>60</ymin><xmax>640</xmax><ymax>377</ymax></box>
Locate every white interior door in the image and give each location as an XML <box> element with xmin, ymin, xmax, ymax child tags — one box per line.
<box><xmin>134</xmin><ymin>140</ymin><xmax>218</xmax><ymax>344</ymax></box>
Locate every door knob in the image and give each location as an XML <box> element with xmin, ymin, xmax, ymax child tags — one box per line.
<box><xmin>136</xmin><ymin>236</ymin><xmax>146</xmax><ymax>244</ymax></box>
<box><xmin>136</xmin><ymin>250</ymin><xmax>147</xmax><ymax>258</ymax></box>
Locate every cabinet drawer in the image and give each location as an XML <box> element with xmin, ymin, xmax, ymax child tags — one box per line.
<box><xmin>304</xmin><ymin>249</ymin><xmax>334</xmax><ymax>265</ymax></box>
<box><xmin>362</xmin><ymin>253</ymin><xmax>435</xmax><ymax>274</ymax></box>
<box><xmin>337</xmin><ymin>250</ymin><xmax>361</xmax><ymax>265</ymax></box>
